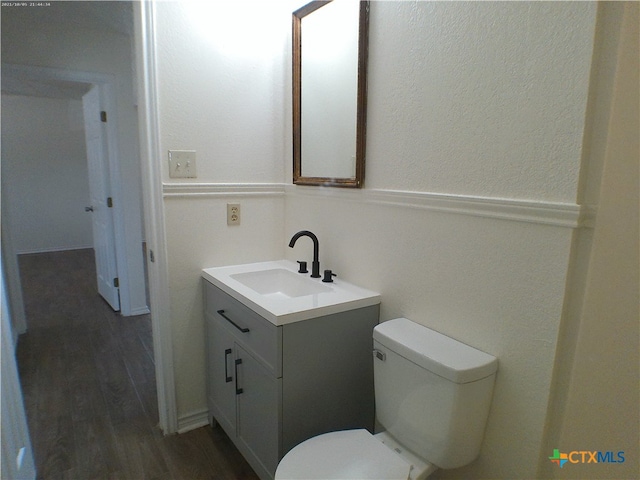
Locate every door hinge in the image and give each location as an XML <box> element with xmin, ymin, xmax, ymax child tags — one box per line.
<box><xmin>113</xmin><ymin>277</ymin><xmax>119</xmax><ymax>288</ymax></box>
<box><xmin>100</xmin><ymin>111</ymin><xmax>107</xmax><ymax>122</ymax></box>
<box><xmin>107</xmin><ymin>197</ymin><xmax>113</xmax><ymax>208</ymax></box>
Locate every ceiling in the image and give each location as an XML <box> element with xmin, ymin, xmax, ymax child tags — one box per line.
<box><xmin>5</xmin><ymin>1</ymin><xmax>134</xmax><ymax>37</ymax></box>
<box><xmin>1</xmin><ymin>73</ymin><xmax>91</xmax><ymax>100</ymax></box>
<box><xmin>1</xmin><ymin>1</ymin><xmax>133</xmax><ymax>100</ymax></box>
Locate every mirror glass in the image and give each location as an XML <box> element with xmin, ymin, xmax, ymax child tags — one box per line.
<box><xmin>293</xmin><ymin>0</ymin><xmax>369</xmax><ymax>188</ymax></box>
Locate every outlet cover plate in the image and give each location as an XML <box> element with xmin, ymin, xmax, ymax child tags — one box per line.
<box><xmin>227</xmin><ymin>203</ymin><xmax>241</xmax><ymax>225</ymax></box>
<box><xmin>168</xmin><ymin>150</ymin><xmax>197</xmax><ymax>178</ymax></box>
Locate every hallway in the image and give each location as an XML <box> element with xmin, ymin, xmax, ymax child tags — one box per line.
<box><xmin>16</xmin><ymin>248</ymin><xmax>258</xmax><ymax>479</ymax></box>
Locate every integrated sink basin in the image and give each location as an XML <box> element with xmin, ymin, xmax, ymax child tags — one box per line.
<box><xmin>202</xmin><ymin>260</ymin><xmax>380</xmax><ymax>325</ymax></box>
<box><xmin>231</xmin><ymin>268</ymin><xmax>331</xmax><ymax>298</ymax></box>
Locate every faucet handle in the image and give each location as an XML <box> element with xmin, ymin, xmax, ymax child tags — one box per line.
<box><xmin>296</xmin><ymin>261</ymin><xmax>308</xmax><ymax>274</ymax></box>
<box><xmin>322</xmin><ymin>270</ymin><xmax>337</xmax><ymax>283</ymax></box>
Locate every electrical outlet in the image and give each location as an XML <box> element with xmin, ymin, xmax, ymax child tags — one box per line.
<box><xmin>168</xmin><ymin>150</ymin><xmax>197</xmax><ymax>178</ymax></box>
<box><xmin>227</xmin><ymin>203</ymin><xmax>241</xmax><ymax>225</ymax></box>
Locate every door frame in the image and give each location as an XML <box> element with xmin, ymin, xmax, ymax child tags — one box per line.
<box><xmin>134</xmin><ymin>2</ymin><xmax>178</xmax><ymax>434</ymax></box>
<box><xmin>1</xmin><ymin>260</ymin><xmax>36</xmax><ymax>480</ymax></box>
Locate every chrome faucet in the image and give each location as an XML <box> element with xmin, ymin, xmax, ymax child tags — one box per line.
<box><xmin>288</xmin><ymin>230</ymin><xmax>321</xmax><ymax>278</ymax></box>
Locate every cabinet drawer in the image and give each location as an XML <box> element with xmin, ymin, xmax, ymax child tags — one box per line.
<box><xmin>205</xmin><ymin>281</ymin><xmax>281</xmax><ymax>376</ymax></box>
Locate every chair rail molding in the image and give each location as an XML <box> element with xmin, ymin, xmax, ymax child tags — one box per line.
<box><xmin>286</xmin><ymin>185</ymin><xmax>595</xmax><ymax>229</ymax></box>
<box><xmin>162</xmin><ymin>182</ymin><xmax>286</xmax><ymax>198</ymax></box>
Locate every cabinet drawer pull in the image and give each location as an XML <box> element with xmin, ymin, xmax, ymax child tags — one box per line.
<box><xmin>235</xmin><ymin>358</ymin><xmax>243</xmax><ymax>395</ymax></box>
<box><xmin>224</xmin><ymin>348</ymin><xmax>233</xmax><ymax>383</ymax></box>
<box><xmin>217</xmin><ymin>309</ymin><xmax>250</xmax><ymax>333</ymax></box>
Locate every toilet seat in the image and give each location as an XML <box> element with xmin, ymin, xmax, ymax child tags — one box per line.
<box><xmin>275</xmin><ymin>429</ymin><xmax>412</xmax><ymax>480</ymax></box>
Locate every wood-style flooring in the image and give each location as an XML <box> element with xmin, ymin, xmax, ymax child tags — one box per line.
<box><xmin>16</xmin><ymin>249</ymin><xmax>259</xmax><ymax>480</ymax></box>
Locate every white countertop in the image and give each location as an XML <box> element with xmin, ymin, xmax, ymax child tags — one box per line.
<box><xmin>202</xmin><ymin>260</ymin><xmax>381</xmax><ymax>326</ymax></box>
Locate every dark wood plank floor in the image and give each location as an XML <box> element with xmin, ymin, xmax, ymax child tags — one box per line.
<box><xmin>16</xmin><ymin>249</ymin><xmax>259</xmax><ymax>480</ymax></box>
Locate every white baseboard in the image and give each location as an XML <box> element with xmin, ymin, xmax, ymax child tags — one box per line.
<box><xmin>128</xmin><ymin>306</ymin><xmax>151</xmax><ymax>316</ymax></box>
<box><xmin>176</xmin><ymin>408</ymin><xmax>209</xmax><ymax>434</ymax></box>
<box><xmin>17</xmin><ymin>245</ymin><xmax>93</xmax><ymax>255</ymax></box>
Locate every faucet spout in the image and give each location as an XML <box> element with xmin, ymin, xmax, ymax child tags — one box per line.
<box><xmin>288</xmin><ymin>230</ymin><xmax>320</xmax><ymax>278</ymax></box>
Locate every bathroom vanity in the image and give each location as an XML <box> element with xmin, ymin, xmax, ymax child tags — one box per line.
<box><xmin>202</xmin><ymin>261</ymin><xmax>380</xmax><ymax>480</ymax></box>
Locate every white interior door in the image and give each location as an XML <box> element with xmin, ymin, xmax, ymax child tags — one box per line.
<box><xmin>82</xmin><ymin>85</ymin><xmax>120</xmax><ymax>311</ymax></box>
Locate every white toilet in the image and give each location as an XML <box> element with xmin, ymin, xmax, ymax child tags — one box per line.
<box><xmin>275</xmin><ymin>317</ymin><xmax>498</xmax><ymax>480</ymax></box>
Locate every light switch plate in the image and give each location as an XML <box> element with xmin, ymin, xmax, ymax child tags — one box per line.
<box><xmin>168</xmin><ymin>150</ymin><xmax>197</xmax><ymax>178</ymax></box>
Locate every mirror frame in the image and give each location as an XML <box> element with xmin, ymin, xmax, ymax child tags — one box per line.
<box><xmin>292</xmin><ymin>0</ymin><xmax>370</xmax><ymax>188</ymax></box>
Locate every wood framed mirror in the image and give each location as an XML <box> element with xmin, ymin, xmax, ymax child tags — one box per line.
<box><xmin>293</xmin><ymin>0</ymin><xmax>369</xmax><ymax>188</ymax></box>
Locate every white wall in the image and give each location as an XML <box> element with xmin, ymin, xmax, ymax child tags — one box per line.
<box><xmin>149</xmin><ymin>1</ymin><xmax>635</xmax><ymax>478</ymax></box>
<box><xmin>365</xmin><ymin>2</ymin><xmax>594</xmax><ymax>202</ymax></box>
<box><xmin>2</xmin><ymin>95</ymin><xmax>92</xmax><ymax>253</ymax></box>
<box><xmin>1</xmin><ymin>3</ymin><xmax>148</xmax><ymax>315</ymax></box>
<box><xmin>154</xmin><ymin>0</ymin><xmax>294</xmax><ymax>420</ymax></box>
<box><xmin>154</xmin><ymin>1</ymin><xmax>290</xmax><ymax>185</ymax></box>
<box><xmin>549</xmin><ymin>4</ymin><xmax>639</xmax><ymax>479</ymax></box>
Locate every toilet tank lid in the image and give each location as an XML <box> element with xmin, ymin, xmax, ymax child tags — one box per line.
<box><xmin>373</xmin><ymin>318</ymin><xmax>498</xmax><ymax>384</ymax></box>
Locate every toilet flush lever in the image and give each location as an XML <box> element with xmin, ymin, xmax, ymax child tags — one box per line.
<box><xmin>373</xmin><ymin>349</ymin><xmax>386</xmax><ymax>361</ymax></box>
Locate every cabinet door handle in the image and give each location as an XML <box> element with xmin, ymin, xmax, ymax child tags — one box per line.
<box><xmin>217</xmin><ymin>309</ymin><xmax>250</xmax><ymax>333</ymax></box>
<box><xmin>224</xmin><ymin>348</ymin><xmax>233</xmax><ymax>383</ymax></box>
<box><xmin>234</xmin><ymin>358</ymin><xmax>243</xmax><ymax>395</ymax></box>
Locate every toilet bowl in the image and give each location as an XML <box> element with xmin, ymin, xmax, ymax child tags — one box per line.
<box><xmin>275</xmin><ymin>318</ymin><xmax>498</xmax><ymax>480</ymax></box>
<box><xmin>275</xmin><ymin>429</ymin><xmax>437</xmax><ymax>480</ymax></box>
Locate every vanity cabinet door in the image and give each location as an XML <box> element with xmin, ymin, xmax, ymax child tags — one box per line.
<box><xmin>206</xmin><ymin>312</ymin><xmax>237</xmax><ymax>437</ymax></box>
<box><xmin>235</xmin><ymin>344</ymin><xmax>281</xmax><ymax>478</ymax></box>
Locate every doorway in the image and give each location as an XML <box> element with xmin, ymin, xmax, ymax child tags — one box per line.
<box><xmin>1</xmin><ymin>64</ymin><xmax>148</xmax><ymax>318</ymax></box>
<box><xmin>1</xmin><ymin>70</ymin><xmax>158</xmax><ymax>477</ymax></box>
<box><xmin>2</xmin><ymin>0</ymin><xmax>177</xmax><ymax>439</ymax></box>
<box><xmin>1</xmin><ymin>4</ymin><xmax>161</xmax><ymax>470</ymax></box>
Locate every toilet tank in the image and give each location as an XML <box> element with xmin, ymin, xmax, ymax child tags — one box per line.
<box><xmin>373</xmin><ymin>318</ymin><xmax>497</xmax><ymax>470</ymax></box>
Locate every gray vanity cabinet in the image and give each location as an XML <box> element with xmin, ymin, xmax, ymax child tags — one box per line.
<box><xmin>204</xmin><ymin>280</ymin><xmax>379</xmax><ymax>480</ymax></box>
<box><xmin>206</xmin><ymin>312</ymin><xmax>238</xmax><ymax>435</ymax></box>
<box><xmin>205</xmin><ymin>284</ymin><xmax>282</xmax><ymax>478</ymax></box>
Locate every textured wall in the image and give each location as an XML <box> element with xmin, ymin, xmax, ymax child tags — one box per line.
<box><xmin>366</xmin><ymin>2</ymin><xmax>596</xmax><ymax>202</ymax></box>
